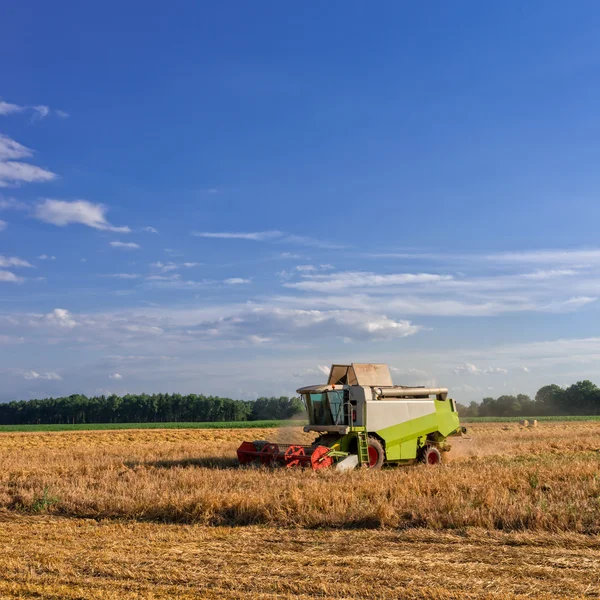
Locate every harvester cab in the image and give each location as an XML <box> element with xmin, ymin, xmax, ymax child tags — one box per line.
<box><xmin>237</xmin><ymin>363</ymin><xmax>465</xmax><ymax>470</ymax></box>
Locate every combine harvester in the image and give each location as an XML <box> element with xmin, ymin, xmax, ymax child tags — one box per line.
<box><xmin>237</xmin><ymin>363</ymin><xmax>466</xmax><ymax>470</ymax></box>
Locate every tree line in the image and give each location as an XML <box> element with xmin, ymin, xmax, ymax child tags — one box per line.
<box><xmin>0</xmin><ymin>393</ymin><xmax>305</xmax><ymax>425</ymax></box>
<box><xmin>456</xmin><ymin>380</ymin><xmax>600</xmax><ymax>418</ymax></box>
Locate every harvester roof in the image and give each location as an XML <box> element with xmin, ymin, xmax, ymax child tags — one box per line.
<box><xmin>327</xmin><ymin>363</ymin><xmax>393</xmax><ymax>387</ymax></box>
<box><xmin>296</xmin><ymin>364</ymin><xmax>394</xmax><ymax>394</ymax></box>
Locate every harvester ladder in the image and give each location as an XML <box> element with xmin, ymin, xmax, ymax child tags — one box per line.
<box><xmin>357</xmin><ymin>431</ymin><xmax>369</xmax><ymax>467</ymax></box>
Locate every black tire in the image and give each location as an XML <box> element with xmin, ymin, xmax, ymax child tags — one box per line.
<box><xmin>366</xmin><ymin>436</ymin><xmax>385</xmax><ymax>469</ymax></box>
<box><xmin>422</xmin><ymin>445</ymin><xmax>442</xmax><ymax>465</ymax></box>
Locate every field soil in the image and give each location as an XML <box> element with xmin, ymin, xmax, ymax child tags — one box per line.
<box><xmin>1</xmin><ymin>422</ymin><xmax>599</xmax><ymax>598</ymax></box>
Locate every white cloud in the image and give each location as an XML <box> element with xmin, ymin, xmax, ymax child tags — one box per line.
<box><xmin>151</xmin><ymin>261</ymin><xmax>178</xmax><ymax>272</ymax></box>
<box><xmin>295</xmin><ymin>264</ymin><xmax>334</xmax><ymax>272</ymax></box>
<box><xmin>486</xmin><ymin>249</ymin><xmax>600</xmax><ymax>265</ymax></box>
<box><xmin>0</xmin><ymin>197</ymin><xmax>27</xmax><ymax>211</ymax></box>
<box><xmin>224</xmin><ymin>277</ymin><xmax>251</xmax><ymax>285</ymax></box>
<box><xmin>110</xmin><ymin>241</ymin><xmax>140</xmax><ymax>250</ymax></box>
<box><xmin>3</xmin><ymin>302</ymin><xmax>421</xmax><ymax>347</ymax></box>
<box><xmin>150</xmin><ymin>261</ymin><xmax>201</xmax><ymax>273</ymax></box>
<box><xmin>0</xmin><ymin>101</ymin><xmax>24</xmax><ymax>116</ymax></box>
<box><xmin>37</xmin><ymin>254</ymin><xmax>56</xmax><ymax>261</ymax></box>
<box><xmin>23</xmin><ymin>370</ymin><xmax>62</xmax><ymax>380</ymax></box>
<box><xmin>0</xmin><ymin>99</ymin><xmax>56</xmax><ymax>120</ymax></box>
<box><xmin>44</xmin><ymin>308</ymin><xmax>78</xmax><ymax>328</ymax></box>
<box><xmin>519</xmin><ymin>269</ymin><xmax>577</xmax><ymax>280</ymax></box>
<box><xmin>0</xmin><ymin>134</ymin><xmax>56</xmax><ymax>187</ymax></box>
<box><xmin>0</xmin><ymin>135</ymin><xmax>33</xmax><ymax>161</ymax></box>
<box><xmin>285</xmin><ymin>271</ymin><xmax>453</xmax><ymax>291</ymax></box>
<box><xmin>0</xmin><ymin>270</ymin><xmax>24</xmax><ymax>283</ymax></box>
<box><xmin>186</xmin><ymin>306</ymin><xmax>421</xmax><ymax>342</ymax></box>
<box><xmin>146</xmin><ymin>273</ymin><xmax>181</xmax><ymax>281</ymax></box>
<box><xmin>107</xmin><ymin>273</ymin><xmax>140</xmax><ymax>279</ymax></box>
<box><xmin>0</xmin><ymin>256</ymin><xmax>33</xmax><ymax>268</ymax></box>
<box><xmin>123</xmin><ymin>324</ymin><xmax>163</xmax><ymax>335</ymax></box>
<box><xmin>34</xmin><ymin>199</ymin><xmax>130</xmax><ymax>232</ymax></box>
<box><xmin>192</xmin><ymin>230</ymin><xmax>346</xmax><ymax>249</ymax></box>
<box><xmin>32</xmin><ymin>105</ymin><xmax>50</xmax><ymax>119</ymax></box>
<box><xmin>454</xmin><ymin>363</ymin><xmax>508</xmax><ymax>375</ymax></box>
<box><xmin>193</xmin><ymin>230</ymin><xmax>282</xmax><ymax>241</ymax></box>
<box><xmin>317</xmin><ymin>365</ymin><xmax>330</xmax><ymax>376</ymax></box>
<box><xmin>248</xmin><ymin>335</ymin><xmax>271</xmax><ymax>344</ymax></box>
<box><xmin>282</xmin><ymin>234</ymin><xmax>347</xmax><ymax>249</ymax></box>
<box><xmin>143</xmin><ymin>226</ymin><xmax>158</xmax><ymax>233</ymax></box>
<box><xmin>522</xmin><ymin>366</ymin><xmax>530</xmax><ymax>373</ymax></box>
<box><xmin>55</xmin><ymin>110</ymin><xmax>69</xmax><ymax>118</ymax></box>
<box><xmin>0</xmin><ymin>161</ymin><xmax>56</xmax><ymax>187</ymax></box>
<box><xmin>0</xmin><ymin>220</ymin><xmax>5</xmax><ymax>231</ymax></box>
<box><xmin>541</xmin><ymin>296</ymin><xmax>596</xmax><ymax>312</ymax></box>
<box><xmin>109</xmin><ymin>373</ymin><xmax>123</xmax><ymax>380</ymax></box>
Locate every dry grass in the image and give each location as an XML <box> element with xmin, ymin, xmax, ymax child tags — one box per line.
<box><xmin>1</xmin><ymin>513</ymin><xmax>599</xmax><ymax>599</ymax></box>
<box><xmin>1</xmin><ymin>422</ymin><xmax>599</xmax><ymax>532</ymax></box>
<box><xmin>1</xmin><ymin>422</ymin><xmax>600</xmax><ymax>598</ymax></box>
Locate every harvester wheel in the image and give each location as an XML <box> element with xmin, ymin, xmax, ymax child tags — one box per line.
<box><xmin>423</xmin><ymin>446</ymin><xmax>442</xmax><ymax>465</ymax></box>
<box><xmin>366</xmin><ymin>437</ymin><xmax>385</xmax><ymax>469</ymax></box>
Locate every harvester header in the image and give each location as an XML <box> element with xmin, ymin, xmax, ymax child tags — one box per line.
<box><xmin>237</xmin><ymin>363</ymin><xmax>465</xmax><ymax>470</ymax></box>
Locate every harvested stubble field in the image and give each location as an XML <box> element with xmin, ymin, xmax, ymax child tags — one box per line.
<box><xmin>1</xmin><ymin>422</ymin><xmax>599</xmax><ymax>599</ymax></box>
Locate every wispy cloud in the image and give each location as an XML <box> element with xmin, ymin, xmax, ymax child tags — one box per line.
<box><xmin>0</xmin><ymin>256</ymin><xmax>33</xmax><ymax>268</ymax></box>
<box><xmin>486</xmin><ymin>249</ymin><xmax>600</xmax><ymax>265</ymax></box>
<box><xmin>0</xmin><ymin>219</ymin><xmax>5</xmax><ymax>231</ymax></box>
<box><xmin>23</xmin><ymin>370</ymin><xmax>62</xmax><ymax>380</ymax></box>
<box><xmin>151</xmin><ymin>261</ymin><xmax>178</xmax><ymax>272</ymax></box>
<box><xmin>0</xmin><ymin>98</ymin><xmax>66</xmax><ymax>120</ymax></box>
<box><xmin>142</xmin><ymin>226</ymin><xmax>158</xmax><ymax>233</ymax></box>
<box><xmin>0</xmin><ymin>271</ymin><xmax>24</xmax><ymax>283</ymax></box>
<box><xmin>518</xmin><ymin>269</ymin><xmax>577</xmax><ymax>280</ymax></box>
<box><xmin>34</xmin><ymin>199</ymin><xmax>130</xmax><ymax>232</ymax></box>
<box><xmin>223</xmin><ymin>277</ymin><xmax>251</xmax><ymax>285</ymax></box>
<box><xmin>0</xmin><ymin>134</ymin><xmax>56</xmax><ymax>187</ymax></box>
<box><xmin>43</xmin><ymin>308</ymin><xmax>78</xmax><ymax>328</ymax></box>
<box><xmin>150</xmin><ymin>261</ymin><xmax>200</xmax><ymax>273</ymax></box>
<box><xmin>0</xmin><ymin>101</ymin><xmax>23</xmax><ymax>116</ymax></box>
<box><xmin>285</xmin><ymin>271</ymin><xmax>452</xmax><ymax>291</ymax></box>
<box><xmin>192</xmin><ymin>230</ymin><xmax>347</xmax><ymax>249</ymax></box>
<box><xmin>367</xmin><ymin>247</ymin><xmax>600</xmax><ymax>267</ymax></box>
<box><xmin>454</xmin><ymin>363</ymin><xmax>508</xmax><ymax>375</ymax></box>
<box><xmin>295</xmin><ymin>264</ymin><xmax>334</xmax><ymax>272</ymax></box>
<box><xmin>109</xmin><ymin>373</ymin><xmax>123</xmax><ymax>380</ymax></box>
<box><xmin>38</xmin><ymin>254</ymin><xmax>56</xmax><ymax>261</ymax></box>
<box><xmin>105</xmin><ymin>273</ymin><xmax>141</xmax><ymax>279</ymax></box>
<box><xmin>146</xmin><ymin>273</ymin><xmax>181</xmax><ymax>281</ymax></box>
<box><xmin>0</xmin><ymin>197</ymin><xmax>27</xmax><ymax>211</ymax></box>
<box><xmin>185</xmin><ymin>306</ymin><xmax>420</xmax><ymax>342</ymax></box>
<box><xmin>110</xmin><ymin>241</ymin><xmax>140</xmax><ymax>250</ymax></box>
<box><xmin>193</xmin><ymin>230</ymin><xmax>282</xmax><ymax>241</ymax></box>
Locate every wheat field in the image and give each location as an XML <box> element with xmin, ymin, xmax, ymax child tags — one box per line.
<box><xmin>1</xmin><ymin>422</ymin><xmax>599</xmax><ymax>598</ymax></box>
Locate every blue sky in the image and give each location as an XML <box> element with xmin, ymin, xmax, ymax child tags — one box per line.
<box><xmin>2</xmin><ymin>1</ymin><xmax>600</xmax><ymax>402</ymax></box>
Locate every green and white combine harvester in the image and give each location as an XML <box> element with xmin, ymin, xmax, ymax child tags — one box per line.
<box><xmin>237</xmin><ymin>363</ymin><xmax>466</xmax><ymax>470</ymax></box>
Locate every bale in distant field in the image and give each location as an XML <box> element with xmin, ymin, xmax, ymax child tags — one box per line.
<box><xmin>520</xmin><ymin>419</ymin><xmax>529</xmax><ymax>427</ymax></box>
<box><xmin>529</xmin><ymin>420</ymin><xmax>538</xmax><ymax>427</ymax></box>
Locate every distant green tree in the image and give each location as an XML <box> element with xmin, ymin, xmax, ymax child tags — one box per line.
<box><xmin>0</xmin><ymin>392</ymin><xmax>304</xmax><ymax>425</ymax></box>
<box><xmin>534</xmin><ymin>384</ymin><xmax>563</xmax><ymax>415</ymax></box>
